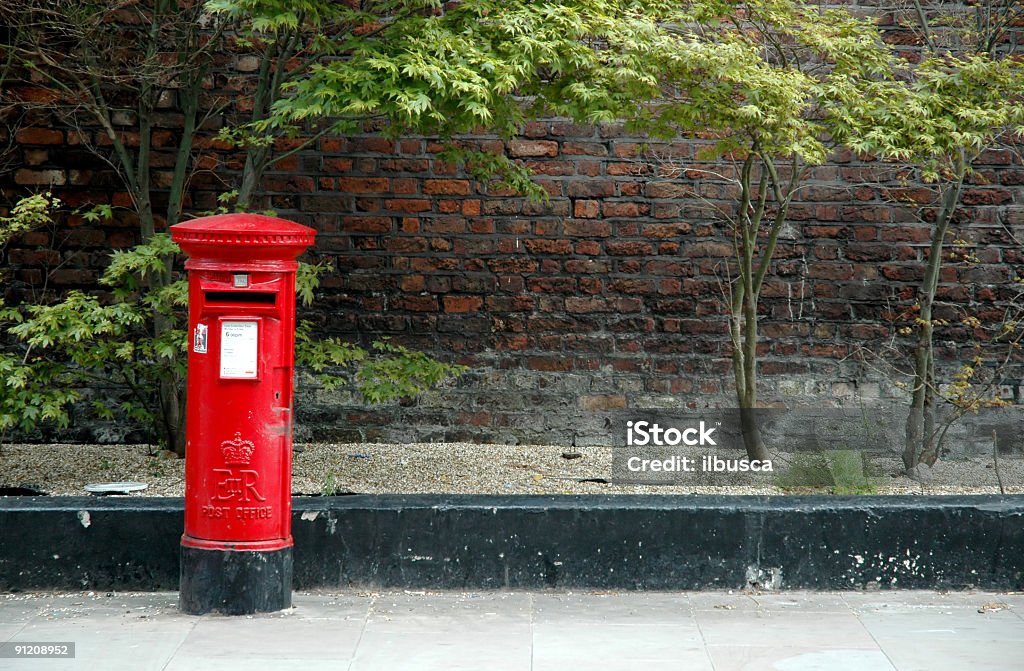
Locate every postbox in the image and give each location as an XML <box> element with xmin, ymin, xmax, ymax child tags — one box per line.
<box><xmin>170</xmin><ymin>213</ymin><xmax>316</xmax><ymax>615</ymax></box>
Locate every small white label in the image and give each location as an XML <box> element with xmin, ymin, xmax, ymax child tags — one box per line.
<box><xmin>233</xmin><ymin>273</ymin><xmax>249</xmax><ymax>288</ymax></box>
<box><xmin>193</xmin><ymin>323</ymin><xmax>208</xmax><ymax>353</ymax></box>
<box><xmin>220</xmin><ymin>321</ymin><xmax>258</xmax><ymax>379</ymax></box>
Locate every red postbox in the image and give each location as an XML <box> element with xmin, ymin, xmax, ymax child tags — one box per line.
<box><xmin>170</xmin><ymin>213</ymin><xmax>315</xmax><ymax>615</ymax></box>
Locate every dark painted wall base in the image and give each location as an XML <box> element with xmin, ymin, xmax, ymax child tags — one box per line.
<box><xmin>1</xmin><ymin>496</ymin><xmax>1022</xmax><ymax>592</ymax></box>
<box><xmin>180</xmin><ymin>545</ymin><xmax>292</xmax><ymax>615</ymax></box>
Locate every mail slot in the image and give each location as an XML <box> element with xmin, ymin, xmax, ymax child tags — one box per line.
<box><xmin>204</xmin><ymin>291</ymin><xmax>277</xmax><ymax>305</ymax></box>
<box><xmin>170</xmin><ymin>213</ymin><xmax>315</xmax><ymax>615</ymax></box>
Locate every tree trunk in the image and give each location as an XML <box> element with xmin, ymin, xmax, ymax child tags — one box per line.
<box><xmin>162</xmin><ymin>376</ymin><xmax>186</xmax><ymax>456</ymax></box>
<box><xmin>903</xmin><ymin>167</ymin><xmax>963</xmax><ymax>471</ymax></box>
<box><xmin>731</xmin><ymin>302</ymin><xmax>771</xmax><ymax>462</ymax></box>
<box><xmin>739</xmin><ymin>405</ymin><xmax>769</xmax><ymax>462</ymax></box>
<box><xmin>237</xmin><ymin>149</ymin><xmax>268</xmax><ymax>211</ymax></box>
<box><xmin>903</xmin><ymin>321</ymin><xmax>932</xmax><ymax>469</ymax></box>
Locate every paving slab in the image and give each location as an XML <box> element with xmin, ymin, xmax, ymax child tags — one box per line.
<box><xmin>688</xmin><ymin>591</ymin><xmax>850</xmax><ymax>613</ymax></box>
<box><xmin>351</xmin><ymin>629</ymin><xmax>532</xmax><ymax>671</ymax></box>
<box><xmin>532</xmin><ymin>591</ymin><xmax>694</xmax><ymax>623</ymax></box>
<box><xmin>704</xmin><ymin>646</ymin><xmax>898</xmax><ymax>671</ymax></box>
<box><xmin>0</xmin><ymin>590</ymin><xmax>1021</xmax><ymax>670</ymax></box>
<box><xmin>696</xmin><ymin>609</ymin><xmax>879</xmax><ymax>648</ymax></box>
<box><xmin>532</xmin><ymin>622</ymin><xmax>713</xmax><ymax>670</ymax></box>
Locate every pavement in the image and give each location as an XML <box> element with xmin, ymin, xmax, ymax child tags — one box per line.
<box><xmin>1</xmin><ymin>590</ymin><xmax>1022</xmax><ymax>671</ymax></box>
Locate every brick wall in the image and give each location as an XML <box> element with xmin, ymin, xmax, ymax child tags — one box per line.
<box><xmin>275</xmin><ymin>125</ymin><xmax>1024</xmax><ymax>444</ymax></box>
<box><xmin>3</xmin><ymin>13</ymin><xmax>1024</xmax><ymax>445</ymax></box>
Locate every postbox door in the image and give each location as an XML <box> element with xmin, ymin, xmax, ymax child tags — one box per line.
<box><xmin>183</xmin><ymin>271</ymin><xmax>295</xmax><ymax>548</ymax></box>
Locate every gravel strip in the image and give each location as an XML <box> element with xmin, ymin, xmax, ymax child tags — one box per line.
<box><xmin>1</xmin><ymin>442</ymin><xmax>1022</xmax><ymax>497</ymax></box>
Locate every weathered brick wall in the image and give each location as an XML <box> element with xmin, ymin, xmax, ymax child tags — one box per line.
<box><xmin>3</xmin><ymin>9</ymin><xmax>1024</xmax><ymax>446</ymax></box>
<box><xmin>275</xmin><ymin>125</ymin><xmax>1024</xmax><ymax>445</ymax></box>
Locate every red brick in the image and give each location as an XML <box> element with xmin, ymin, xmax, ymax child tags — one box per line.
<box><xmin>603</xmin><ymin>202</ymin><xmax>648</xmax><ymax>218</ymax></box>
<box><xmin>686</xmin><ymin>241</ymin><xmax>733</xmax><ymax>257</ymax></box>
<box><xmin>384</xmin><ymin>237</ymin><xmax>428</xmax><ymax>252</ymax></box>
<box><xmin>566</xmin><ymin>296</ymin><xmax>612</xmax><ymax>313</ymax></box>
<box><xmin>9</xmin><ymin>86</ymin><xmax>61</xmax><ymax>104</ymax></box>
<box><xmin>395</xmin><ymin>296</ymin><xmax>437</xmax><ymax>312</ymax></box>
<box><xmin>495</xmin><ymin>335</ymin><xmax>529</xmax><ymax>350</ymax></box>
<box><xmin>853</xmin><ymin>226</ymin><xmax>877</xmax><ymax>241</ymax></box>
<box><xmin>399</xmin><ymin>139</ymin><xmax>422</xmax><ymax>154</ymax></box>
<box><xmin>351</xmin><ymin>137</ymin><xmax>394</xmax><ymax>153</ymax></box>
<box><xmin>961</xmin><ymin>188</ymin><xmax>1012</xmax><ymax>205</ymax></box>
<box><xmin>484</xmin><ymin>199</ymin><xmax>522</xmax><ymax>215</ymax></box>
<box><xmin>522</xmin><ymin>121</ymin><xmax>549</xmax><ymax>138</ymax></box>
<box><xmin>324</xmin><ymin>157</ymin><xmax>353</xmax><ymax>172</ymax></box>
<box><xmin>24</xmin><ymin>149</ymin><xmax>48</xmax><ymax>165</ymax></box>
<box><xmin>264</xmin><ymin>175</ymin><xmax>316</xmax><ymax>193</ymax></box>
<box><xmin>575</xmin><ymin>241</ymin><xmax>601</xmax><ymax>255</ymax></box>
<box><xmin>50</xmin><ymin>269</ymin><xmax>98</xmax><ymax>285</ymax></box>
<box><xmin>612</xmin><ymin>142</ymin><xmax>641</xmax><ymax>158</ymax></box>
<box><xmin>385</xmin><ymin>199</ymin><xmax>432</xmax><ymax>213</ymax></box>
<box><xmin>339</xmin><ymin>177</ymin><xmax>389</xmax><ymax>193</ymax></box>
<box><xmin>7</xmin><ymin>249</ymin><xmax>60</xmax><ymax>265</ymax></box>
<box><xmin>806</xmin><ymin>263</ymin><xmax>854</xmax><ymax>280</ymax></box>
<box><xmin>399</xmin><ymin>275</ymin><xmax>426</xmax><ymax>292</ymax></box>
<box><xmin>880</xmin><ymin>227</ymin><xmax>931</xmax><ymax>243</ymax></box>
<box><xmin>524</xmin><ymin>239</ymin><xmax>572</xmax><ymax>255</ymax></box>
<box><xmin>580</xmin><ymin>394</ymin><xmax>627</xmax><ymax>411</ymax></box>
<box><xmin>562</xmin><ymin>142</ymin><xmax>608</xmax><ymax>156</ymax></box>
<box><xmin>606</xmin><ymin>162</ymin><xmax>644</xmax><ymax>177</ymax></box>
<box><xmin>388</xmin><ymin>178</ymin><xmax>416</xmax><ymax>194</ymax></box>
<box><xmin>645</xmin><ymin>182</ymin><xmax>691</xmax><ymax>198</ymax></box>
<box><xmin>841</xmin><ymin>206</ymin><xmax>892</xmax><ymax>223</ymax></box>
<box><xmin>606</xmin><ymin>241</ymin><xmax>654</xmax><ymax>256</ymax></box>
<box><xmin>533</xmin><ymin>161</ymin><xmax>574</xmax><ymax>176</ymax></box>
<box><xmin>805</xmin><ymin>225</ymin><xmax>849</xmax><ymax>239</ymax></box>
<box><xmin>843</xmin><ymin>242</ymin><xmax>892</xmax><ymax>261</ymax></box>
<box><xmin>527</xmin><ymin>278</ymin><xmax>577</xmax><ymax>294</ymax></box>
<box><xmin>488</xmin><ymin>259</ymin><xmax>538</xmax><ymax>273</ymax></box>
<box><xmin>567</xmin><ymin>181</ymin><xmax>614</xmax><ymax>198</ymax></box>
<box><xmin>14</xmin><ymin>169</ymin><xmax>66</xmax><ymax>185</ymax></box>
<box><xmin>643</xmin><ymin>223</ymin><xmax>691</xmax><ymax>238</ymax></box>
<box><xmin>420</xmin><ymin>218</ymin><xmax>462</xmax><ymax>233</ymax></box>
<box><xmin>608</xmin><ymin>279</ymin><xmax>657</xmax><ymax>295</ymax></box>
<box><xmin>508</xmin><ymin>140</ymin><xmax>558</xmax><ymax>158</ymax></box>
<box><xmin>527</xmin><ymin>356</ymin><xmax>572</xmax><ymax>372</ymax></box>
<box><xmin>443</xmin><ymin>296</ymin><xmax>483</xmax><ymax>313</ymax></box>
<box><xmin>380</xmin><ymin>158</ymin><xmax>429</xmax><ymax>172</ymax></box>
<box><xmin>424</xmin><ymin>179</ymin><xmax>471</xmax><ymax>195</ymax></box>
<box><xmin>563</xmin><ymin>219</ymin><xmax>610</xmax><ymax>237</ymax></box>
<box><xmin>344</xmin><ymin>219</ymin><xmax>391</xmax><ymax>234</ymax></box>
<box><xmin>574</xmin><ymin>200</ymin><xmax>600</xmax><ymax>218</ymax></box>
<box><xmin>15</xmin><ymin>128</ymin><xmax>64</xmax><ymax>145</ymax></box>
<box><xmin>20</xmin><ymin>231</ymin><xmax>51</xmax><ymax>246</ymax></box>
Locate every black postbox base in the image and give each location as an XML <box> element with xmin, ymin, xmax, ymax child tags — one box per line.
<box><xmin>179</xmin><ymin>545</ymin><xmax>293</xmax><ymax>615</ymax></box>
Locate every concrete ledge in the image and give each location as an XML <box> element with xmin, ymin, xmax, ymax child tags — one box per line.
<box><xmin>1</xmin><ymin>496</ymin><xmax>1022</xmax><ymax>591</ymax></box>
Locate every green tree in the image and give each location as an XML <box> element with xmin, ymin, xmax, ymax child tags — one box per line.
<box><xmin>2</xmin><ymin>0</ymin><xmax>228</xmax><ymax>453</ymax></box>
<box><xmin>1</xmin><ymin>0</ymin><xmax>673</xmax><ymax>451</ymax></box>
<box><xmin>0</xmin><ymin>194</ymin><xmax>79</xmax><ymax>444</ymax></box>
<box><xmin>622</xmin><ymin>0</ymin><xmax>891</xmax><ymax>460</ymax></box>
<box><xmin>208</xmin><ymin>0</ymin><xmax>674</xmax><ymax>205</ymax></box>
<box><xmin>830</xmin><ymin>0</ymin><xmax>1024</xmax><ymax>471</ymax></box>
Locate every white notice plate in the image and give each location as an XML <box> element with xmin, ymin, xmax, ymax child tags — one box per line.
<box><xmin>220</xmin><ymin>320</ymin><xmax>259</xmax><ymax>379</ymax></box>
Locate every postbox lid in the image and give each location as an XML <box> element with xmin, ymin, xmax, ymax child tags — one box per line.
<box><xmin>171</xmin><ymin>213</ymin><xmax>316</xmax><ymax>263</ymax></box>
